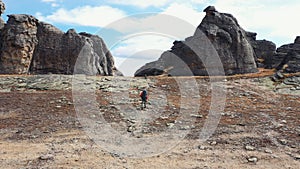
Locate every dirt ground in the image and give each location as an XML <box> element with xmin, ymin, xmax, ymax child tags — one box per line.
<box><xmin>0</xmin><ymin>73</ymin><xmax>299</xmax><ymax>169</ymax></box>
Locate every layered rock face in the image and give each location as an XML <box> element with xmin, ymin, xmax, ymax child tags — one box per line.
<box><xmin>0</xmin><ymin>2</ymin><xmax>120</xmax><ymax>75</ymax></box>
<box><xmin>135</xmin><ymin>6</ymin><xmax>258</xmax><ymax>76</ymax></box>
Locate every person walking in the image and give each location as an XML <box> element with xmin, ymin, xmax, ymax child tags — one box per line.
<box><xmin>139</xmin><ymin>88</ymin><xmax>148</xmax><ymax>110</ymax></box>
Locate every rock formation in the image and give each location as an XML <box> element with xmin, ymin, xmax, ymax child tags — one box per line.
<box><xmin>274</xmin><ymin>36</ymin><xmax>300</xmax><ymax>73</ymax></box>
<box><xmin>0</xmin><ymin>15</ymin><xmax>39</xmax><ymax>74</ymax></box>
<box><xmin>0</xmin><ymin>1</ymin><xmax>121</xmax><ymax>76</ymax></box>
<box><xmin>246</xmin><ymin>32</ymin><xmax>277</xmax><ymax>69</ymax></box>
<box><xmin>0</xmin><ymin>0</ymin><xmax>5</xmax><ymax>29</ymax></box>
<box><xmin>135</xmin><ymin>6</ymin><xmax>259</xmax><ymax>76</ymax></box>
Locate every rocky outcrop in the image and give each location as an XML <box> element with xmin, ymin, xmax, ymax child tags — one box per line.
<box><xmin>274</xmin><ymin>36</ymin><xmax>300</xmax><ymax>73</ymax></box>
<box><xmin>29</xmin><ymin>25</ymin><xmax>120</xmax><ymax>75</ymax></box>
<box><xmin>29</xmin><ymin>22</ymin><xmax>64</xmax><ymax>74</ymax></box>
<box><xmin>246</xmin><ymin>32</ymin><xmax>276</xmax><ymax>69</ymax></box>
<box><xmin>0</xmin><ymin>15</ymin><xmax>38</xmax><ymax>74</ymax></box>
<box><xmin>199</xmin><ymin>6</ymin><xmax>258</xmax><ymax>75</ymax></box>
<box><xmin>0</xmin><ymin>0</ymin><xmax>5</xmax><ymax>28</ymax></box>
<box><xmin>135</xmin><ymin>6</ymin><xmax>258</xmax><ymax>76</ymax></box>
<box><xmin>0</xmin><ymin>3</ymin><xmax>121</xmax><ymax>75</ymax></box>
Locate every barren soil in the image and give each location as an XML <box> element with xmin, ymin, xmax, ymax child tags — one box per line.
<box><xmin>0</xmin><ymin>73</ymin><xmax>299</xmax><ymax>169</ymax></box>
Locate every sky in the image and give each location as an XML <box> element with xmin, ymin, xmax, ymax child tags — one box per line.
<box><xmin>2</xmin><ymin>0</ymin><xmax>300</xmax><ymax>76</ymax></box>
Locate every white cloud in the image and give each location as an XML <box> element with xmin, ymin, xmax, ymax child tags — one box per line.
<box><xmin>37</xmin><ymin>2</ymin><xmax>203</xmax><ymax>34</ymax></box>
<box><xmin>41</xmin><ymin>0</ymin><xmax>57</xmax><ymax>2</ymax></box>
<box><xmin>115</xmin><ymin>50</ymin><xmax>164</xmax><ymax>76</ymax></box>
<box><xmin>108</xmin><ymin>0</ymin><xmax>171</xmax><ymax>8</ymax></box>
<box><xmin>162</xmin><ymin>3</ymin><xmax>205</xmax><ymax>27</ymax></box>
<box><xmin>41</xmin><ymin>0</ymin><xmax>61</xmax><ymax>8</ymax></box>
<box><xmin>112</xmin><ymin>35</ymin><xmax>174</xmax><ymax>58</ymax></box>
<box><xmin>108</xmin><ymin>0</ymin><xmax>211</xmax><ymax>8</ymax></box>
<box><xmin>37</xmin><ymin>6</ymin><xmax>127</xmax><ymax>27</ymax></box>
<box><xmin>104</xmin><ymin>13</ymin><xmax>197</xmax><ymax>39</ymax></box>
<box><xmin>51</xmin><ymin>3</ymin><xmax>59</xmax><ymax>7</ymax></box>
<box><xmin>214</xmin><ymin>0</ymin><xmax>300</xmax><ymax>45</ymax></box>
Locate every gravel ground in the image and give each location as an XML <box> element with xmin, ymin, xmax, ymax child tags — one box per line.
<box><xmin>0</xmin><ymin>74</ymin><xmax>299</xmax><ymax>168</ymax></box>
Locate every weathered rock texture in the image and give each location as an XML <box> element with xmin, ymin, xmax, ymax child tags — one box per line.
<box><xmin>135</xmin><ymin>6</ymin><xmax>258</xmax><ymax>76</ymax></box>
<box><xmin>0</xmin><ymin>0</ymin><xmax>5</xmax><ymax>29</ymax></box>
<box><xmin>29</xmin><ymin>26</ymin><xmax>119</xmax><ymax>75</ymax></box>
<box><xmin>0</xmin><ymin>5</ymin><xmax>121</xmax><ymax>75</ymax></box>
<box><xmin>246</xmin><ymin>32</ymin><xmax>277</xmax><ymax>69</ymax></box>
<box><xmin>0</xmin><ymin>15</ymin><xmax>38</xmax><ymax>74</ymax></box>
<box><xmin>274</xmin><ymin>36</ymin><xmax>300</xmax><ymax>73</ymax></box>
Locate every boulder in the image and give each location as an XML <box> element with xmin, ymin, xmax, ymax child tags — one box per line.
<box><xmin>203</xmin><ymin>6</ymin><xmax>217</xmax><ymax>13</ymax></box>
<box><xmin>0</xmin><ymin>14</ymin><xmax>39</xmax><ymax>74</ymax></box>
<box><xmin>135</xmin><ymin>6</ymin><xmax>258</xmax><ymax>76</ymax></box>
<box><xmin>28</xmin><ymin>22</ymin><xmax>65</xmax><ymax>74</ymax></box>
<box><xmin>275</xmin><ymin>36</ymin><xmax>300</xmax><ymax>73</ymax></box>
<box><xmin>295</xmin><ymin>36</ymin><xmax>300</xmax><ymax>44</ymax></box>
<box><xmin>246</xmin><ymin>32</ymin><xmax>276</xmax><ymax>68</ymax></box>
<box><xmin>197</xmin><ymin>8</ymin><xmax>258</xmax><ymax>75</ymax></box>
<box><xmin>0</xmin><ymin>14</ymin><xmax>121</xmax><ymax>76</ymax></box>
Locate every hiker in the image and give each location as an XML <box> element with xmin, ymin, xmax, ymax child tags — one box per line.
<box><xmin>139</xmin><ymin>88</ymin><xmax>148</xmax><ymax>110</ymax></box>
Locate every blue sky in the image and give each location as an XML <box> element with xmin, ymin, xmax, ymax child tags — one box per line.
<box><xmin>2</xmin><ymin>0</ymin><xmax>300</xmax><ymax>76</ymax></box>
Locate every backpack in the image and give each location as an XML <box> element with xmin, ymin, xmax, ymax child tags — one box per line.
<box><xmin>139</xmin><ymin>90</ymin><xmax>148</xmax><ymax>100</ymax></box>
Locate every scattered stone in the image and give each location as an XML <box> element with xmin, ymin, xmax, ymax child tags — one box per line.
<box><xmin>198</xmin><ymin>145</ymin><xmax>208</xmax><ymax>150</ymax></box>
<box><xmin>166</xmin><ymin>123</ymin><xmax>175</xmax><ymax>128</ymax></box>
<box><xmin>39</xmin><ymin>154</ymin><xmax>54</xmax><ymax>161</ymax></box>
<box><xmin>183</xmin><ymin>149</ymin><xmax>191</xmax><ymax>153</ymax></box>
<box><xmin>121</xmin><ymin>158</ymin><xmax>127</xmax><ymax>163</ymax></box>
<box><xmin>190</xmin><ymin>114</ymin><xmax>203</xmax><ymax>118</ymax></box>
<box><xmin>210</xmin><ymin>141</ymin><xmax>217</xmax><ymax>146</ymax></box>
<box><xmin>245</xmin><ymin>145</ymin><xmax>256</xmax><ymax>151</ymax></box>
<box><xmin>160</xmin><ymin>116</ymin><xmax>169</xmax><ymax>120</ymax></box>
<box><xmin>279</xmin><ymin>139</ymin><xmax>288</xmax><ymax>145</ymax></box>
<box><xmin>293</xmin><ymin>154</ymin><xmax>300</xmax><ymax>160</ymax></box>
<box><xmin>127</xmin><ymin>126</ymin><xmax>135</xmax><ymax>132</ymax></box>
<box><xmin>265</xmin><ymin>149</ymin><xmax>273</xmax><ymax>154</ymax></box>
<box><xmin>247</xmin><ymin>156</ymin><xmax>258</xmax><ymax>163</ymax></box>
<box><xmin>180</xmin><ymin>126</ymin><xmax>190</xmax><ymax>130</ymax></box>
<box><xmin>128</xmin><ymin>119</ymin><xmax>137</xmax><ymax>124</ymax></box>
